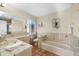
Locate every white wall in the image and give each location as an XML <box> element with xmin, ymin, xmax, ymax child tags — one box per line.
<box><xmin>71</xmin><ymin>4</ymin><xmax>79</xmax><ymax>38</ymax></box>
<box><xmin>37</xmin><ymin>7</ymin><xmax>72</xmax><ymax>35</ymax></box>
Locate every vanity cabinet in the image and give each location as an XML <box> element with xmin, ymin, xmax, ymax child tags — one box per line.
<box><xmin>15</xmin><ymin>46</ymin><xmax>32</xmax><ymax>56</ymax></box>
<box><xmin>0</xmin><ymin>39</ymin><xmax>32</xmax><ymax>56</ymax></box>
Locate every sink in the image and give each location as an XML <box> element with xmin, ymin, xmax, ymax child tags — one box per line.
<box><xmin>5</xmin><ymin>40</ymin><xmax>23</xmax><ymax>50</ymax></box>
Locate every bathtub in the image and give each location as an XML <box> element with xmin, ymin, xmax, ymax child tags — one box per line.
<box><xmin>41</xmin><ymin>41</ymin><xmax>74</xmax><ymax>56</ymax></box>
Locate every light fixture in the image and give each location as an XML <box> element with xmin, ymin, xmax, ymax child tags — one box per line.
<box><xmin>0</xmin><ymin>3</ymin><xmax>6</xmax><ymax>7</ymax></box>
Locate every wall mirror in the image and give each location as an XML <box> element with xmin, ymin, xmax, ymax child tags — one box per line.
<box><xmin>0</xmin><ymin>12</ymin><xmax>12</xmax><ymax>36</ymax></box>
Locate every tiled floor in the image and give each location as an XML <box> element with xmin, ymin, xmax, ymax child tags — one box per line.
<box><xmin>32</xmin><ymin>46</ymin><xmax>57</xmax><ymax>56</ymax></box>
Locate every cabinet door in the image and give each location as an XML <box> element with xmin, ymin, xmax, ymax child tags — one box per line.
<box><xmin>15</xmin><ymin>47</ymin><xmax>32</xmax><ymax>56</ymax></box>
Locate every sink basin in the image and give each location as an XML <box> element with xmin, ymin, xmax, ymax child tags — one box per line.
<box><xmin>5</xmin><ymin>40</ymin><xmax>23</xmax><ymax>50</ymax></box>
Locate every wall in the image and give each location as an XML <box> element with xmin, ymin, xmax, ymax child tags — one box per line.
<box><xmin>37</xmin><ymin>13</ymin><xmax>58</xmax><ymax>34</ymax></box>
<box><xmin>37</xmin><ymin>7</ymin><xmax>72</xmax><ymax>35</ymax></box>
<box><xmin>71</xmin><ymin>4</ymin><xmax>79</xmax><ymax>38</ymax></box>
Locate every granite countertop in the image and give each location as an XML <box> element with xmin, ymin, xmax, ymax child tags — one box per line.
<box><xmin>0</xmin><ymin>37</ymin><xmax>32</xmax><ymax>56</ymax></box>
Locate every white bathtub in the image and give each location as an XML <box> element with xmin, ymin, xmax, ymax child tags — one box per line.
<box><xmin>41</xmin><ymin>41</ymin><xmax>74</xmax><ymax>56</ymax></box>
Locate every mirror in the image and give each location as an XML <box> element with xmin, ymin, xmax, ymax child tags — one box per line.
<box><xmin>52</xmin><ymin>18</ymin><xmax>60</xmax><ymax>29</ymax></box>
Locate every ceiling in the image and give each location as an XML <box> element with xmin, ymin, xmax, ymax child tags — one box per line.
<box><xmin>9</xmin><ymin>3</ymin><xmax>72</xmax><ymax>16</ymax></box>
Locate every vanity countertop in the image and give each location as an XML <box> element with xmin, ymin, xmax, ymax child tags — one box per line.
<box><xmin>0</xmin><ymin>38</ymin><xmax>32</xmax><ymax>56</ymax></box>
